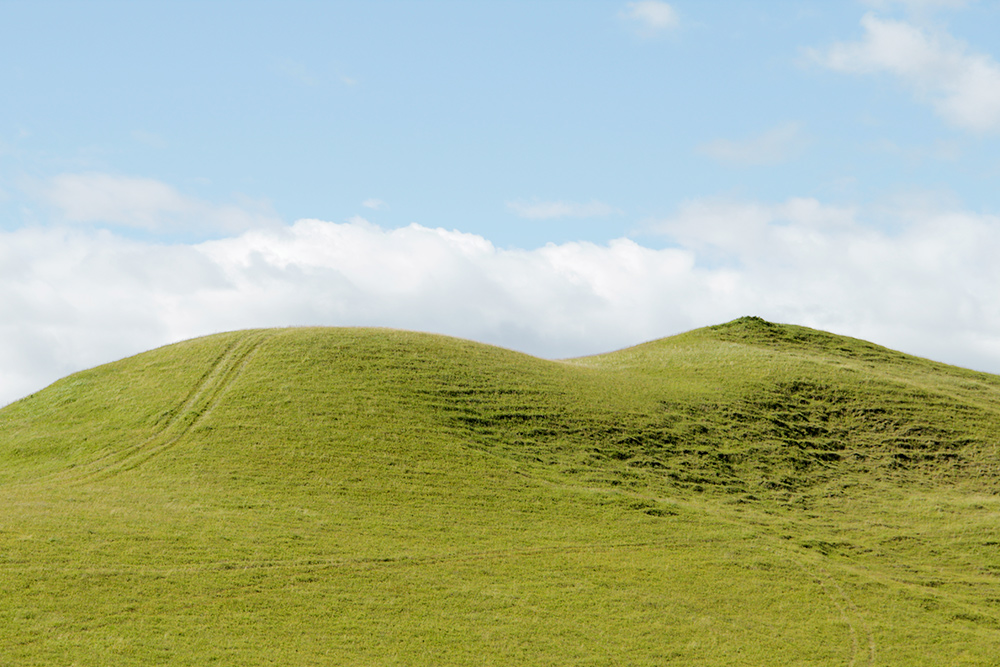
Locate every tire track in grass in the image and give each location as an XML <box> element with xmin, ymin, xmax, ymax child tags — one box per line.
<box><xmin>31</xmin><ymin>330</ymin><xmax>273</xmax><ymax>486</ymax></box>
<box><xmin>2</xmin><ymin>464</ymin><xmax>879</xmax><ymax>665</ymax></box>
<box><xmin>0</xmin><ymin>540</ymin><xmax>670</xmax><ymax>577</ymax></box>
<box><xmin>0</xmin><ymin>543</ymin><xmax>677</xmax><ymax>592</ymax></box>
<box><xmin>784</xmin><ymin>551</ymin><xmax>876</xmax><ymax>667</ymax></box>
<box><xmin>6</xmin><ymin>335</ymin><xmax>241</xmax><ymax>488</ymax></box>
<box><xmin>0</xmin><ymin>533</ymin><xmax>876</xmax><ymax>665</ymax></box>
<box><xmin>512</xmin><ymin>471</ymin><xmax>876</xmax><ymax>665</ymax></box>
<box><xmin>81</xmin><ymin>330</ymin><xmax>273</xmax><ymax>482</ymax></box>
<box><xmin>839</xmin><ymin>568</ymin><xmax>878</xmax><ymax>667</ymax></box>
<box><xmin>825</xmin><ymin>565</ymin><xmax>877</xmax><ymax>667</ymax></box>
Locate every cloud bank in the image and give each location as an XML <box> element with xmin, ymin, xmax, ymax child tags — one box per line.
<box><xmin>5</xmin><ymin>198</ymin><xmax>1000</xmax><ymax>406</ymax></box>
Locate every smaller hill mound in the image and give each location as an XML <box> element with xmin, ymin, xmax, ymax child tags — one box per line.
<box><xmin>570</xmin><ymin>317</ymin><xmax>1000</xmax><ymax>497</ymax></box>
<box><xmin>706</xmin><ymin>315</ymin><xmax>922</xmax><ymax>366</ymax></box>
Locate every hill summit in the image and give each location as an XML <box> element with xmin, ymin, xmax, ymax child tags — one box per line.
<box><xmin>2</xmin><ymin>319</ymin><xmax>999</xmax><ymax>664</ymax></box>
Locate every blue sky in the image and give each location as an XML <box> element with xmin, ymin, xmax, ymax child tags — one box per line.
<box><xmin>3</xmin><ymin>0</ymin><xmax>1000</xmax><ymax>403</ymax></box>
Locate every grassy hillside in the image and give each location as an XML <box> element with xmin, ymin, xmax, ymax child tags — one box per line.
<box><xmin>2</xmin><ymin>317</ymin><xmax>1000</xmax><ymax>665</ymax></box>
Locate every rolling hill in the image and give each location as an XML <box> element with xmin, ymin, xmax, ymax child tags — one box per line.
<box><xmin>2</xmin><ymin>317</ymin><xmax>1000</xmax><ymax>665</ymax></box>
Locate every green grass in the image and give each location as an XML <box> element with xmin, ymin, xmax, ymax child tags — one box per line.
<box><xmin>2</xmin><ymin>317</ymin><xmax>1000</xmax><ymax>664</ymax></box>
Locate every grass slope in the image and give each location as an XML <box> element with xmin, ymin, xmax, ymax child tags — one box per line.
<box><xmin>2</xmin><ymin>317</ymin><xmax>1000</xmax><ymax>665</ymax></box>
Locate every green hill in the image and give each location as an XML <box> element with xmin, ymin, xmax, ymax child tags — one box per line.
<box><xmin>2</xmin><ymin>317</ymin><xmax>1000</xmax><ymax>665</ymax></box>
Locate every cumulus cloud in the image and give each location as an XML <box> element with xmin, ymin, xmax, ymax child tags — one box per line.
<box><xmin>36</xmin><ymin>172</ymin><xmax>280</xmax><ymax>234</ymax></box>
<box><xmin>5</xmin><ymin>202</ymin><xmax>1000</xmax><ymax>406</ymax></box>
<box><xmin>697</xmin><ymin>122</ymin><xmax>808</xmax><ymax>166</ymax></box>
<box><xmin>646</xmin><ymin>196</ymin><xmax>1000</xmax><ymax>365</ymax></box>
<box><xmin>0</xmin><ymin>226</ymin><xmax>231</xmax><ymax>404</ymax></box>
<box><xmin>813</xmin><ymin>13</ymin><xmax>1000</xmax><ymax>132</ymax></box>
<box><xmin>621</xmin><ymin>1</ymin><xmax>679</xmax><ymax>35</ymax></box>
<box><xmin>507</xmin><ymin>199</ymin><xmax>620</xmax><ymax>219</ymax></box>
<box><xmin>0</xmin><ymin>219</ymin><xmax>698</xmax><ymax>404</ymax></box>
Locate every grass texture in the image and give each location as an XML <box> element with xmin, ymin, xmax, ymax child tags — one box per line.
<box><xmin>2</xmin><ymin>317</ymin><xmax>1000</xmax><ymax>665</ymax></box>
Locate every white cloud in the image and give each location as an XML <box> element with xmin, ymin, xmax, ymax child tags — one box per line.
<box><xmin>507</xmin><ymin>199</ymin><xmax>620</xmax><ymax>220</ymax></box>
<box><xmin>646</xmin><ymin>197</ymin><xmax>857</xmax><ymax>256</ymax></box>
<box><xmin>872</xmin><ymin>137</ymin><xmax>961</xmax><ymax>163</ymax></box>
<box><xmin>697</xmin><ymin>122</ymin><xmax>808</xmax><ymax>166</ymax></box>
<box><xmin>621</xmin><ymin>1</ymin><xmax>679</xmax><ymax>35</ymax></box>
<box><xmin>814</xmin><ymin>13</ymin><xmax>1000</xmax><ymax>132</ymax></box>
<box><xmin>863</xmin><ymin>0</ymin><xmax>970</xmax><ymax>12</ymax></box>
<box><xmin>0</xmin><ymin>219</ymin><xmax>697</xmax><ymax>405</ymax></box>
<box><xmin>36</xmin><ymin>172</ymin><xmax>280</xmax><ymax>234</ymax></box>
<box><xmin>6</xmin><ymin>201</ymin><xmax>1000</xmax><ymax>406</ymax></box>
<box><xmin>362</xmin><ymin>198</ymin><xmax>388</xmax><ymax>210</ymax></box>
<box><xmin>644</xmin><ymin>196</ymin><xmax>1000</xmax><ymax>364</ymax></box>
<box><xmin>0</xmin><ymin>225</ymin><xmax>231</xmax><ymax>404</ymax></box>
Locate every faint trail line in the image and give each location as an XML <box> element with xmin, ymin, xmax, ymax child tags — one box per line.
<box><xmin>783</xmin><ymin>552</ymin><xmax>876</xmax><ymax>667</ymax></box>
<box><xmin>829</xmin><ymin>556</ymin><xmax>1000</xmax><ymax>648</ymax></box>
<box><xmin>23</xmin><ymin>331</ymin><xmax>273</xmax><ymax>487</ymax></box>
<box><xmin>0</xmin><ymin>540</ymin><xmax>674</xmax><ymax>578</ymax></box>
<box><xmin>822</xmin><ymin>562</ymin><xmax>877</xmax><ymax>667</ymax></box>
<box><xmin>5</xmin><ymin>335</ymin><xmax>240</xmax><ymax>488</ymax></box>
<box><xmin>516</xmin><ymin>471</ymin><xmax>877</xmax><ymax>665</ymax></box>
<box><xmin>79</xmin><ymin>331</ymin><xmax>273</xmax><ymax>482</ymax></box>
